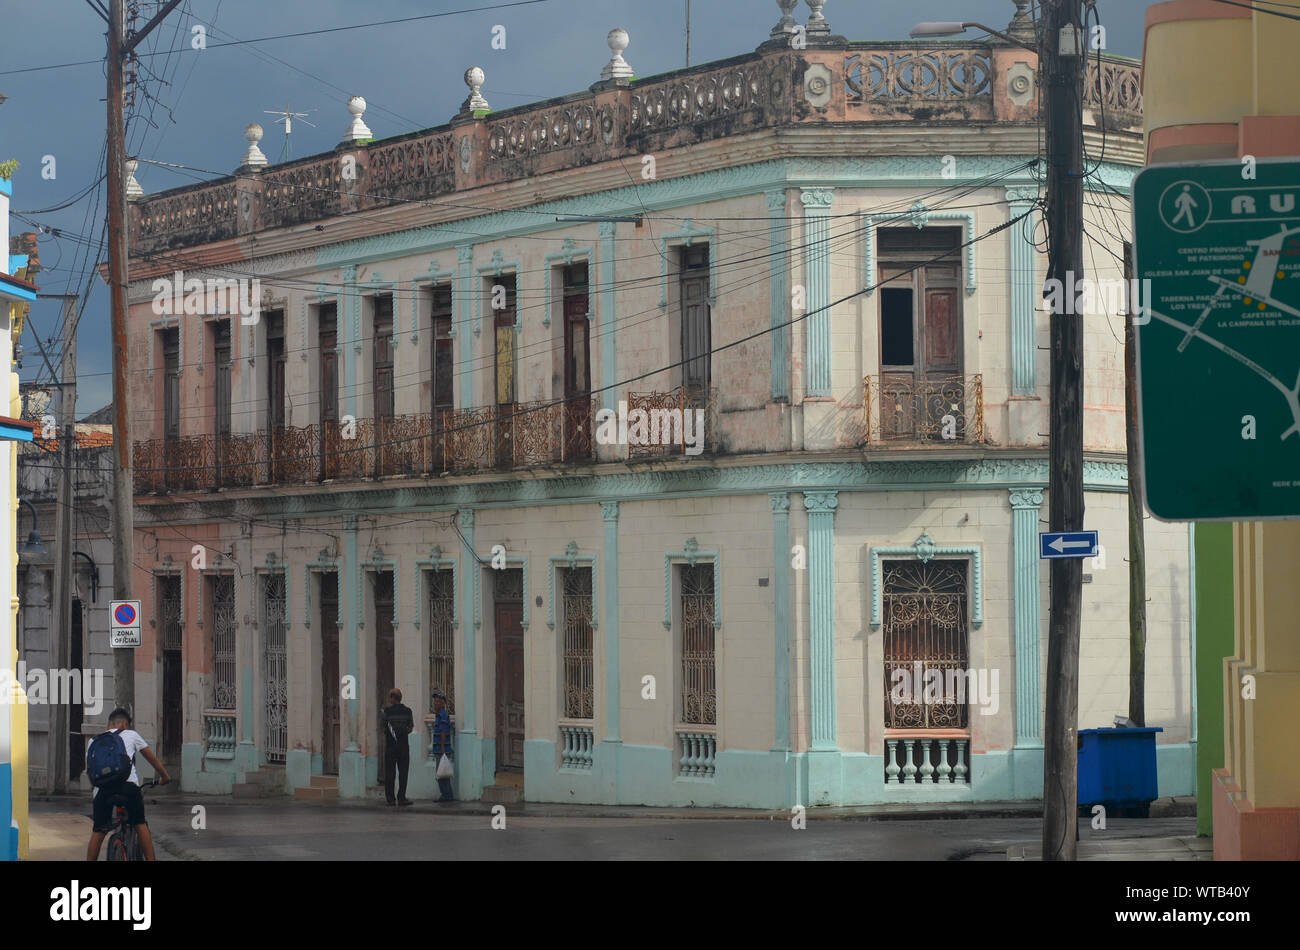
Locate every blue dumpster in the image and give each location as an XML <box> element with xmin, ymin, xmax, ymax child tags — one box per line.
<box><xmin>1077</xmin><ymin>726</ymin><xmax>1162</xmax><ymax>809</ymax></box>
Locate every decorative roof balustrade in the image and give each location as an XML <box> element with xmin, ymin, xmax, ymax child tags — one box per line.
<box><xmin>127</xmin><ymin>45</ymin><xmax>1142</xmax><ymax>257</ymax></box>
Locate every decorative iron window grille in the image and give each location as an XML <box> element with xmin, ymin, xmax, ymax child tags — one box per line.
<box><xmin>211</xmin><ymin>574</ymin><xmax>237</xmax><ymax>710</ymax></box>
<box><xmin>561</xmin><ymin>567</ymin><xmax>594</xmax><ymax>720</ymax></box>
<box><xmin>160</xmin><ymin>575</ymin><xmax>182</xmax><ymax>651</ymax></box>
<box><xmin>882</xmin><ymin>560</ymin><xmax>969</xmax><ymax>729</ymax></box>
<box><xmin>428</xmin><ymin>569</ymin><xmax>455</xmax><ymax>715</ymax></box>
<box><xmin>679</xmin><ymin>563</ymin><xmax>716</xmax><ymax>726</ymax></box>
<box><xmin>261</xmin><ymin>573</ymin><xmax>288</xmax><ymax>764</ymax></box>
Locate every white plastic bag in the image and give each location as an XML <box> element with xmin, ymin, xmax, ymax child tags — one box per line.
<box><xmin>436</xmin><ymin>754</ymin><xmax>454</xmax><ymax>780</ymax></box>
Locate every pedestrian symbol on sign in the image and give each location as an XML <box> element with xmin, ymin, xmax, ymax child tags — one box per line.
<box><xmin>1159</xmin><ymin>180</ymin><xmax>1212</xmax><ymax>233</ymax></box>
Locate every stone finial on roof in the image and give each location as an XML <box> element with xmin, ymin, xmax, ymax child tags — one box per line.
<box><xmin>1008</xmin><ymin>0</ymin><xmax>1036</xmax><ymax>45</ymax></box>
<box><xmin>770</xmin><ymin>1</ymin><xmax>799</xmax><ymax>41</ymax></box>
<box><xmin>344</xmin><ymin>96</ymin><xmax>372</xmax><ymax>142</ymax></box>
<box><xmin>241</xmin><ymin>124</ymin><xmax>268</xmax><ymax>168</ymax></box>
<box><xmin>125</xmin><ymin>158</ymin><xmax>144</xmax><ymax>199</ymax></box>
<box><xmin>462</xmin><ymin>67</ymin><xmax>490</xmax><ymax>114</ymax></box>
<box><xmin>804</xmin><ymin>0</ymin><xmax>830</xmax><ymax>36</ymax></box>
<box><xmin>601</xmin><ymin>28</ymin><xmax>634</xmax><ymax>81</ymax></box>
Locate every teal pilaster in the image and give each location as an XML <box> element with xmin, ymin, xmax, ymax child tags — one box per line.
<box><xmin>235</xmin><ymin>665</ymin><xmax>258</xmax><ymax>774</ymax></box>
<box><xmin>599</xmin><ymin>222</ymin><xmax>617</xmax><ymax>411</ymax></box>
<box><xmin>1009</xmin><ymin>489</ymin><xmax>1044</xmax><ymax>746</ymax></box>
<box><xmin>339</xmin><ymin>514</ymin><xmax>364</xmax><ymax>797</ymax></box>
<box><xmin>458</xmin><ymin>508</ymin><xmax>477</xmax><ymax>734</ymax></box>
<box><xmin>771</xmin><ymin>493</ymin><xmax>791</xmax><ymax>750</ymax></box>
<box><xmin>456</xmin><ymin>244</ymin><xmax>473</xmax><ymax>409</ymax></box>
<box><xmin>804</xmin><ymin>490</ymin><xmax>840</xmax><ymax>804</ymax></box>
<box><xmin>600</xmin><ymin>501</ymin><xmax>621</xmax><ymax>804</ymax></box>
<box><xmin>800</xmin><ymin>189</ymin><xmax>833</xmax><ymax>398</ymax></box>
<box><xmin>805</xmin><ymin>491</ymin><xmax>838</xmax><ymax>747</ymax></box>
<box><xmin>767</xmin><ymin>190</ymin><xmax>790</xmax><ymax>401</ymax></box>
<box><xmin>1006</xmin><ymin>188</ymin><xmax>1039</xmax><ymax>396</ymax></box>
<box><xmin>342</xmin><ymin>263</ymin><xmax>359</xmax><ymax>418</ymax></box>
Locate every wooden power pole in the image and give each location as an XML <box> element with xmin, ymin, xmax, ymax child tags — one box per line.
<box><xmin>106</xmin><ymin>0</ymin><xmax>186</xmax><ymax>716</ymax></box>
<box><xmin>1124</xmin><ymin>242</ymin><xmax>1147</xmax><ymax>726</ymax></box>
<box><xmin>47</xmin><ymin>293</ymin><xmax>77</xmax><ymax>794</ymax></box>
<box><xmin>1041</xmin><ymin>0</ymin><xmax>1087</xmax><ymax>861</ymax></box>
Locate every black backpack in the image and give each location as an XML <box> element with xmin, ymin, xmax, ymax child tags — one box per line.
<box><xmin>87</xmin><ymin>729</ymin><xmax>133</xmax><ymax>787</ymax></box>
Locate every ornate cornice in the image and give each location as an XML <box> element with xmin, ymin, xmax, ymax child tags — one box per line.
<box><xmin>134</xmin><ymin>456</ymin><xmax>1129</xmax><ymax>523</ymax></box>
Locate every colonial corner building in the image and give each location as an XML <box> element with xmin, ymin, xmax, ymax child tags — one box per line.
<box><xmin>112</xmin><ymin>3</ymin><xmax>1196</xmax><ymax>809</ymax></box>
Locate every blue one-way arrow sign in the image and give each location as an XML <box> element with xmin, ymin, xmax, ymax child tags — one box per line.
<box><xmin>1039</xmin><ymin>530</ymin><xmax>1099</xmax><ymax>559</ymax></box>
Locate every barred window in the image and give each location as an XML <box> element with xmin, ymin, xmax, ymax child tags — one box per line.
<box><xmin>210</xmin><ymin>574</ymin><xmax>237</xmax><ymax>710</ymax></box>
<box><xmin>561</xmin><ymin>566</ymin><xmax>594</xmax><ymax>720</ymax></box>
<box><xmin>679</xmin><ymin>563</ymin><xmax>716</xmax><ymax>725</ymax></box>
<box><xmin>428</xmin><ymin>569</ymin><xmax>455</xmax><ymax>714</ymax></box>
<box><xmin>882</xmin><ymin>560</ymin><xmax>969</xmax><ymax>729</ymax></box>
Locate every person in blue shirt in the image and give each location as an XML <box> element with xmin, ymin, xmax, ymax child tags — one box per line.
<box><xmin>431</xmin><ymin>691</ymin><xmax>455</xmax><ymax>802</ymax></box>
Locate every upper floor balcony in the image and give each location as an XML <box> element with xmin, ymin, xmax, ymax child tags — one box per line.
<box><xmin>126</xmin><ymin>35</ymin><xmax>1141</xmax><ymax>259</ymax></box>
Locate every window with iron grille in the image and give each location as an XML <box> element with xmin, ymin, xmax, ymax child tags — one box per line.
<box><xmin>210</xmin><ymin>574</ymin><xmax>237</xmax><ymax>710</ymax></box>
<box><xmin>428</xmin><ymin>569</ymin><xmax>455</xmax><ymax>715</ymax></box>
<box><xmin>679</xmin><ymin>563</ymin><xmax>716</xmax><ymax>726</ymax></box>
<box><xmin>882</xmin><ymin>560</ymin><xmax>970</xmax><ymax>729</ymax></box>
<box><xmin>561</xmin><ymin>566</ymin><xmax>594</xmax><ymax>720</ymax></box>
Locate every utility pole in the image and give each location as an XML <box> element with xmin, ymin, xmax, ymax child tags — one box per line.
<box><xmin>45</xmin><ymin>293</ymin><xmax>77</xmax><ymax>794</ymax></box>
<box><xmin>1124</xmin><ymin>241</ymin><xmax>1146</xmax><ymax>727</ymax></box>
<box><xmin>1041</xmin><ymin>0</ymin><xmax>1087</xmax><ymax>861</ymax></box>
<box><xmin>106</xmin><ymin>0</ymin><xmax>186</xmax><ymax>716</ymax></box>
<box><xmin>685</xmin><ymin>0</ymin><xmax>692</xmax><ymax>67</ymax></box>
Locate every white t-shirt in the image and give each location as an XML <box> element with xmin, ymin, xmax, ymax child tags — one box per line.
<box><xmin>91</xmin><ymin>728</ymin><xmax>150</xmax><ymax>795</ymax></box>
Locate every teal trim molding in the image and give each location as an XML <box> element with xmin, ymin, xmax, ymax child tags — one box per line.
<box><xmin>600</xmin><ymin>223</ymin><xmax>617</xmax><ymax>409</ymax></box>
<box><xmin>476</xmin><ymin>248</ymin><xmax>523</xmax><ymax>337</ymax></box>
<box><xmin>869</xmin><ymin>533</ymin><xmax>984</xmax><ymax>629</ymax></box>
<box><xmin>360</xmin><ymin>545</ymin><xmax>400</xmax><ymax>631</ymax></box>
<box><xmin>547</xmin><ymin>541</ymin><xmax>598</xmax><ymax>631</ymax></box>
<box><xmin>1009</xmin><ymin>488</ymin><xmax>1044</xmax><ymax>746</ymax></box>
<box><xmin>805</xmin><ymin>490</ymin><xmax>838</xmax><ymax>750</ymax></box>
<box><xmin>139</xmin><ymin>457</ymin><xmax>1131</xmax><ymax>526</ymax></box>
<box><xmin>770</xmin><ymin>493</ymin><xmax>791</xmax><ymax>751</ymax></box>
<box><xmin>658</xmin><ymin>220</ymin><xmax>716</xmax><ymax>310</ymax></box>
<box><xmin>767</xmin><ymin>191</ymin><xmax>790</xmax><ymax>402</ymax></box>
<box><xmin>600</xmin><ymin>502</ymin><xmax>621</xmax><ymax>785</ymax></box>
<box><xmin>863</xmin><ymin>207</ymin><xmax>978</xmax><ymax>296</ymax></box>
<box><xmin>663</xmin><ymin>537</ymin><xmax>723</xmax><ymax>631</ymax></box>
<box><xmin>542</xmin><ymin>239</ymin><xmax>593</xmax><ymax>330</ymax></box>
<box><xmin>342</xmin><ymin>264</ymin><xmax>360</xmax><ymax>418</ymax></box>
<box><xmin>411</xmin><ymin>259</ymin><xmax>455</xmax><ymax>345</ymax></box>
<box><xmin>800</xmin><ymin>189</ymin><xmax>833</xmax><ymax>398</ymax></box>
<box><xmin>456</xmin><ymin>244</ymin><xmax>473</xmax><ymax>408</ymax></box>
<box><xmin>1005</xmin><ymin>187</ymin><xmax>1040</xmax><ymax>396</ymax></box>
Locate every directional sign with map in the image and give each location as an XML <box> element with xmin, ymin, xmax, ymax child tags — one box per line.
<box><xmin>1134</xmin><ymin>158</ymin><xmax>1300</xmax><ymax>521</ymax></box>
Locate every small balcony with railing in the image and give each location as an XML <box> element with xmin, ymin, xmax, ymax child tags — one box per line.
<box><xmin>863</xmin><ymin>374</ymin><xmax>986</xmax><ymax>446</ymax></box>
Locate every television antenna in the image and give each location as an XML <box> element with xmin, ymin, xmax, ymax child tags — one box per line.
<box><xmin>264</xmin><ymin>104</ymin><xmax>316</xmax><ymax>160</ymax></box>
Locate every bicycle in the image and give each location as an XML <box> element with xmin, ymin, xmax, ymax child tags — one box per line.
<box><xmin>104</xmin><ymin>779</ymin><xmax>160</xmax><ymax>862</ymax></box>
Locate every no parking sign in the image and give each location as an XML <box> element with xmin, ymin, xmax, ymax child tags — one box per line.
<box><xmin>110</xmin><ymin>600</ymin><xmax>142</xmax><ymax>648</ymax></box>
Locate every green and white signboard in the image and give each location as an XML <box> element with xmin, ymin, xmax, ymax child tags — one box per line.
<box><xmin>1134</xmin><ymin>158</ymin><xmax>1300</xmax><ymax>521</ymax></box>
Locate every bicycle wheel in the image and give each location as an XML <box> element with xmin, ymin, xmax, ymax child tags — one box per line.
<box><xmin>105</xmin><ymin>833</ymin><xmax>127</xmax><ymax>862</ymax></box>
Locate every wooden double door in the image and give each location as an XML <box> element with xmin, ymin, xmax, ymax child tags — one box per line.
<box><xmin>494</xmin><ymin>570</ymin><xmax>525</xmax><ymax>773</ymax></box>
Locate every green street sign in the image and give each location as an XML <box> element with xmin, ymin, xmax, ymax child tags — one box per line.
<box><xmin>1134</xmin><ymin>158</ymin><xmax>1300</xmax><ymax>521</ymax></box>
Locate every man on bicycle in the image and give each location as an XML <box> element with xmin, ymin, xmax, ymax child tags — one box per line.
<box><xmin>86</xmin><ymin>707</ymin><xmax>171</xmax><ymax>861</ymax></box>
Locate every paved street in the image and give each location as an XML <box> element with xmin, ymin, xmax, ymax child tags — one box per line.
<box><xmin>29</xmin><ymin>797</ymin><xmax>1201</xmax><ymax>861</ymax></box>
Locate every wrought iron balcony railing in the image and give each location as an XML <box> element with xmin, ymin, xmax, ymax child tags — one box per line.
<box><xmin>133</xmin><ymin>388</ymin><xmax>716</xmax><ymax>494</ymax></box>
<box><xmin>863</xmin><ymin>374</ymin><xmax>986</xmax><ymax>445</ymax></box>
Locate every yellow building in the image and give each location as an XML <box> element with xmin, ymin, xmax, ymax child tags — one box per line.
<box><xmin>1</xmin><ymin>171</ymin><xmax>38</xmax><ymax>861</ymax></box>
<box><xmin>1144</xmin><ymin>0</ymin><xmax>1300</xmax><ymax>861</ymax></box>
